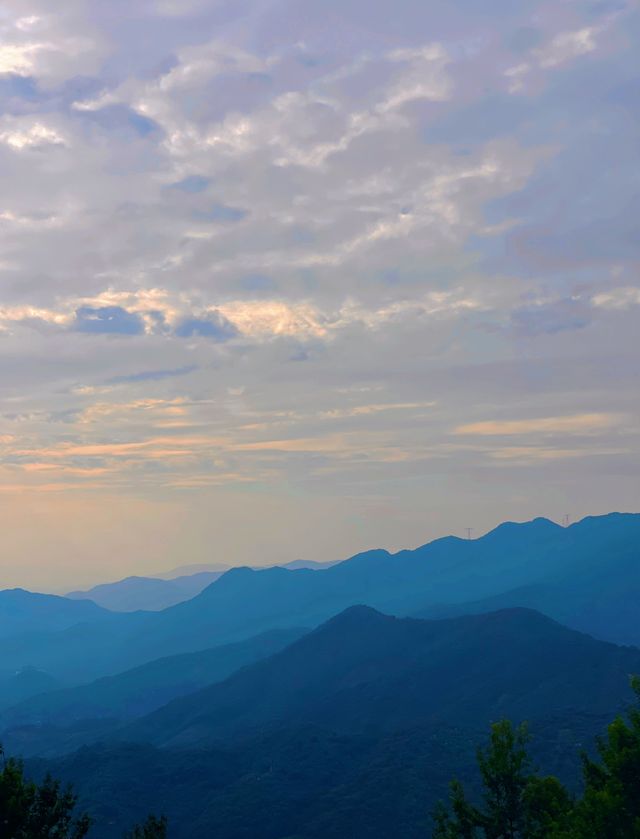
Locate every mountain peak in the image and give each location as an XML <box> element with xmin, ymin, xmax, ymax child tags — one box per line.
<box><xmin>570</xmin><ymin>511</ymin><xmax>640</xmax><ymax>530</ymax></box>
<box><xmin>327</xmin><ymin>604</ymin><xmax>387</xmax><ymax>623</ymax></box>
<box><xmin>340</xmin><ymin>548</ymin><xmax>391</xmax><ymax>565</ymax></box>
<box><xmin>482</xmin><ymin>517</ymin><xmax>562</xmax><ymax>541</ymax></box>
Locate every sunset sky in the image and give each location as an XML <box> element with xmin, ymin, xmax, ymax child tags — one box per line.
<box><xmin>0</xmin><ymin>0</ymin><xmax>638</xmax><ymax>590</ymax></box>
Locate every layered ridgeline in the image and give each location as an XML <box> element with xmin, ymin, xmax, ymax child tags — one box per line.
<box><xmin>123</xmin><ymin>606</ymin><xmax>640</xmax><ymax>747</ymax></box>
<box><xmin>66</xmin><ymin>571</ymin><xmax>225</xmax><ymax>612</ymax></box>
<box><xmin>0</xmin><ymin>513</ymin><xmax>638</xmax><ymax>687</ymax></box>
<box><xmin>0</xmin><ymin>591</ymin><xmax>114</xmax><ymax>705</ymax></box>
<box><xmin>23</xmin><ymin>607</ymin><xmax>640</xmax><ymax>839</ymax></box>
<box><xmin>65</xmin><ymin>559</ymin><xmax>338</xmax><ymax>612</ymax></box>
<box><xmin>0</xmin><ymin>627</ymin><xmax>306</xmax><ymax>736</ymax></box>
<box><xmin>0</xmin><ymin>589</ymin><xmax>111</xmax><ymax>639</ymax></box>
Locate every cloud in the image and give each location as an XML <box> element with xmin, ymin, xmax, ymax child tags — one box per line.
<box><xmin>510</xmin><ymin>298</ymin><xmax>591</xmax><ymax>336</ymax></box>
<box><xmin>0</xmin><ymin>0</ymin><xmax>639</xmax><ymax>587</ymax></box>
<box><xmin>0</xmin><ymin>119</ymin><xmax>66</xmax><ymax>150</ymax></box>
<box><xmin>106</xmin><ymin>365</ymin><xmax>198</xmax><ymax>384</ymax></box>
<box><xmin>194</xmin><ymin>203</ymin><xmax>248</xmax><ymax>223</ymax></box>
<box><xmin>505</xmin><ymin>24</ymin><xmax>604</xmax><ymax>92</ymax></box>
<box><xmin>0</xmin><ymin>288</ymin><xmax>486</xmax><ymax>341</ymax></box>
<box><xmin>169</xmin><ymin>175</ymin><xmax>211</xmax><ymax>193</ymax></box>
<box><xmin>74</xmin><ymin>104</ymin><xmax>161</xmax><ymax>138</ymax></box>
<box><xmin>173</xmin><ymin>311</ymin><xmax>238</xmax><ymax>340</ymax></box>
<box><xmin>73</xmin><ymin>306</ymin><xmax>145</xmax><ymax>335</ymax></box>
<box><xmin>238</xmin><ymin>274</ymin><xmax>278</xmax><ymax>293</ymax></box>
<box><xmin>487</xmin><ymin>445</ymin><xmax>628</xmax><ymax>463</ymax></box>
<box><xmin>453</xmin><ymin>414</ymin><xmax>621</xmax><ymax>436</ymax></box>
<box><xmin>591</xmin><ymin>287</ymin><xmax>640</xmax><ymax>309</ymax></box>
<box><xmin>0</xmin><ymin>8</ymin><xmax>106</xmax><ymax>87</ymax></box>
<box><xmin>536</xmin><ymin>27</ymin><xmax>599</xmax><ymax>69</ymax></box>
<box><xmin>0</xmin><ymin>41</ymin><xmax>51</xmax><ymax>75</ymax></box>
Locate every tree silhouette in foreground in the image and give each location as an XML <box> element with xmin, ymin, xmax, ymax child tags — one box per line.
<box><xmin>434</xmin><ymin>676</ymin><xmax>640</xmax><ymax>838</ymax></box>
<box><xmin>568</xmin><ymin>675</ymin><xmax>640</xmax><ymax>838</ymax></box>
<box><xmin>432</xmin><ymin>720</ymin><xmax>572</xmax><ymax>838</ymax></box>
<box><xmin>0</xmin><ymin>745</ymin><xmax>90</xmax><ymax>838</ymax></box>
<box><xmin>0</xmin><ymin>743</ymin><xmax>167</xmax><ymax>838</ymax></box>
<box><xmin>125</xmin><ymin>814</ymin><xmax>168</xmax><ymax>838</ymax></box>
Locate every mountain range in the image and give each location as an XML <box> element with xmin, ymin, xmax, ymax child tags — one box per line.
<box><xmin>22</xmin><ymin>604</ymin><xmax>640</xmax><ymax>838</ymax></box>
<box><xmin>0</xmin><ymin>627</ymin><xmax>305</xmax><ymax>730</ymax></box>
<box><xmin>65</xmin><ymin>559</ymin><xmax>339</xmax><ymax>612</ymax></box>
<box><xmin>66</xmin><ymin>571</ymin><xmax>224</xmax><ymax>612</ymax></box>
<box><xmin>0</xmin><ymin>589</ymin><xmax>110</xmax><ymax>639</ymax></box>
<box><xmin>122</xmin><ymin>605</ymin><xmax>640</xmax><ymax>748</ymax></box>
<box><xmin>2</xmin><ymin>512</ymin><xmax>639</xmax><ymax>837</ymax></box>
<box><xmin>1</xmin><ymin>512</ymin><xmax>637</xmax><ymax>689</ymax></box>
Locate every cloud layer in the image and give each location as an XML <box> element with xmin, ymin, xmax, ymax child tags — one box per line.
<box><xmin>0</xmin><ymin>0</ymin><xmax>639</xmax><ymax>588</ymax></box>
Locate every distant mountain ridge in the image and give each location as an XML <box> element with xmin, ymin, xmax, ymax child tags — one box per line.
<box><xmin>413</xmin><ymin>512</ymin><xmax>640</xmax><ymax>642</ymax></box>
<box><xmin>65</xmin><ymin>559</ymin><xmax>339</xmax><ymax>611</ymax></box>
<box><xmin>153</xmin><ymin>558</ymin><xmax>338</xmax><ymax>580</ymax></box>
<box><xmin>66</xmin><ymin>572</ymin><xmax>224</xmax><ymax>612</ymax></box>
<box><xmin>0</xmin><ymin>589</ymin><xmax>111</xmax><ymax>640</ymax></box>
<box><xmin>1</xmin><ymin>513</ymin><xmax>638</xmax><ymax>686</ymax></box>
<box><xmin>0</xmin><ymin>627</ymin><xmax>306</xmax><ymax>735</ymax></box>
<box><xmin>0</xmin><ymin>668</ymin><xmax>61</xmax><ymax>712</ymax></box>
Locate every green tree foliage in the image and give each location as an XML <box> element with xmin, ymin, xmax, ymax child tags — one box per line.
<box><xmin>1</xmin><ymin>743</ymin><xmax>169</xmax><ymax>838</ymax></box>
<box><xmin>433</xmin><ymin>720</ymin><xmax>571</xmax><ymax>838</ymax></box>
<box><xmin>124</xmin><ymin>814</ymin><xmax>168</xmax><ymax>838</ymax></box>
<box><xmin>434</xmin><ymin>676</ymin><xmax>640</xmax><ymax>839</ymax></box>
<box><xmin>563</xmin><ymin>675</ymin><xmax>640</xmax><ymax>838</ymax></box>
<box><xmin>0</xmin><ymin>744</ymin><xmax>91</xmax><ymax>838</ymax></box>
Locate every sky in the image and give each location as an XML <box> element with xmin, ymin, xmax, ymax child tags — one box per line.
<box><xmin>0</xmin><ymin>0</ymin><xmax>639</xmax><ymax>591</ymax></box>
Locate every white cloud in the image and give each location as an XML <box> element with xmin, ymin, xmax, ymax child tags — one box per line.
<box><xmin>591</xmin><ymin>287</ymin><xmax>640</xmax><ymax>309</ymax></box>
<box><xmin>537</xmin><ymin>27</ymin><xmax>599</xmax><ymax>68</ymax></box>
<box><xmin>453</xmin><ymin>414</ymin><xmax>621</xmax><ymax>437</ymax></box>
<box><xmin>0</xmin><ymin>2</ymin><xmax>106</xmax><ymax>85</ymax></box>
<box><xmin>0</xmin><ymin>286</ymin><xmax>487</xmax><ymax>340</ymax></box>
<box><xmin>505</xmin><ymin>25</ymin><xmax>602</xmax><ymax>92</ymax></box>
<box><xmin>0</xmin><ymin>0</ymin><xmax>638</xmax><ymax>587</ymax></box>
<box><xmin>0</xmin><ymin>119</ymin><xmax>66</xmax><ymax>150</ymax></box>
<box><xmin>71</xmin><ymin>90</ymin><xmax>121</xmax><ymax>112</ymax></box>
<box><xmin>0</xmin><ymin>40</ymin><xmax>51</xmax><ymax>74</ymax></box>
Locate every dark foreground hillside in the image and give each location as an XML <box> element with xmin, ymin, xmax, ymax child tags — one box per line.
<box><xmin>25</xmin><ymin>607</ymin><xmax>640</xmax><ymax>838</ymax></box>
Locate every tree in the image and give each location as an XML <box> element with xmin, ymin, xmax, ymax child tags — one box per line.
<box><xmin>433</xmin><ymin>720</ymin><xmax>571</xmax><ymax>838</ymax></box>
<box><xmin>124</xmin><ymin>814</ymin><xmax>168</xmax><ymax>838</ymax></box>
<box><xmin>563</xmin><ymin>675</ymin><xmax>640</xmax><ymax>838</ymax></box>
<box><xmin>434</xmin><ymin>676</ymin><xmax>640</xmax><ymax>838</ymax></box>
<box><xmin>0</xmin><ymin>744</ymin><xmax>91</xmax><ymax>838</ymax></box>
<box><xmin>1</xmin><ymin>743</ymin><xmax>169</xmax><ymax>838</ymax></box>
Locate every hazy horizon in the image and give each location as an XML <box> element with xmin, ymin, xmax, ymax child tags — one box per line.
<box><xmin>9</xmin><ymin>508</ymin><xmax>634</xmax><ymax>594</ymax></box>
<box><xmin>1</xmin><ymin>0</ymin><xmax>639</xmax><ymax>591</ymax></box>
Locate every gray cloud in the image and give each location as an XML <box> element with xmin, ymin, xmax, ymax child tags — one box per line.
<box><xmin>510</xmin><ymin>299</ymin><xmax>592</xmax><ymax>336</ymax></box>
<box><xmin>106</xmin><ymin>364</ymin><xmax>198</xmax><ymax>384</ymax></box>
<box><xmin>0</xmin><ymin>0</ymin><xmax>638</xmax><ymax>589</ymax></box>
